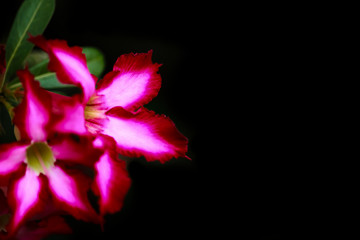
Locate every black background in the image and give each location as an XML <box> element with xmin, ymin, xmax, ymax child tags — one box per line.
<box><xmin>1</xmin><ymin>1</ymin><xmax>315</xmax><ymax>239</ymax></box>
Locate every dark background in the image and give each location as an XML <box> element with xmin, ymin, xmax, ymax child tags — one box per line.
<box><xmin>1</xmin><ymin>1</ymin><xmax>314</xmax><ymax>239</ymax></box>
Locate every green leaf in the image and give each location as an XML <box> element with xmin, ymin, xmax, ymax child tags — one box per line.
<box><xmin>82</xmin><ymin>47</ymin><xmax>106</xmax><ymax>77</ymax></box>
<box><xmin>6</xmin><ymin>72</ymin><xmax>73</xmax><ymax>91</ymax></box>
<box><xmin>1</xmin><ymin>0</ymin><xmax>55</xmax><ymax>90</ymax></box>
<box><xmin>7</xmin><ymin>51</ymin><xmax>49</xmax><ymax>87</ymax></box>
<box><xmin>35</xmin><ymin>73</ymin><xmax>74</xmax><ymax>89</ymax></box>
<box><xmin>28</xmin><ymin>57</ymin><xmax>49</xmax><ymax>76</ymax></box>
<box><xmin>7</xmin><ymin>57</ymin><xmax>49</xmax><ymax>87</ymax></box>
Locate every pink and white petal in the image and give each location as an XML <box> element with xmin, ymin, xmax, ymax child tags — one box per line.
<box><xmin>92</xmin><ymin>136</ymin><xmax>131</xmax><ymax>216</ymax></box>
<box><xmin>46</xmin><ymin>165</ymin><xmax>99</xmax><ymax>223</ymax></box>
<box><xmin>96</xmin><ymin>51</ymin><xmax>161</xmax><ymax>111</ymax></box>
<box><xmin>7</xmin><ymin>168</ymin><xmax>46</xmax><ymax>234</ymax></box>
<box><xmin>15</xmin><ymin>216</ymin><xmax>72</xmax><ymax>240</ymax></box>
<box><xmin>0</xmin><ymin>142</ymin><xmax>27</xmax><ymax>177</ymax></box>
<box><xmin>28</xmin><ymin>35</ymin><xmax>96</xmax><ymax>103</ymax></box>
<box><xmin>49</xmin><ymin>134</ymin><xmax>102</xmax><ymax>167</ymax></box>
<box><xmin>13</xmin><ymin>69</ymin><xmax>52</xmax><ymax>141</ymax></box>
<box><xmin>50</xmin><ymin>93</ymin><xmax>87</xmax><ymax>135</ymax></box>
<box><xmin>103</xmin><ymin>107</ymin><xmax>188</xmax><ymax>162</ymax></box>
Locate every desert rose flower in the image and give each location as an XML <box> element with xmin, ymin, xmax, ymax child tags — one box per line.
<box><xmin>0</xmin><ymin>69</ymin><xmax>101</xmax><ymax>235</ymax></box>
<box><xmin>29</xmin><ymin>35</ymin><xmax>189</xmax><ymax>163</ymax></box>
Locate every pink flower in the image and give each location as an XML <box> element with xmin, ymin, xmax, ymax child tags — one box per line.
<box><xmin>0</xmin><ymin>69</ymin><xmax>102</xmax><ymax>236</ymax></box>
<box><xmin>29</xmin><ymin>35</ymin><xmax>189</xmax><ymax>163</ymax></box>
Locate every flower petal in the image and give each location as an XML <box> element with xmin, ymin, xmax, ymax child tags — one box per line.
<box><xmin>48</xmin><ymin>134</ymin><xmax>102</xmax><ymax>168</ymax></box>
<box><xmin>7</xmin><ymin>168</ymin><xmax>46</xmax><ymax>233</ymax></box>
<box><xmin>49</xmin><ymin>92</ymin><xmax>87</xmax><ymax>135</ymax></box>
<box><xmin>13</xmin><ymin>69</ymin><xmax>52</xmax><ymax>141</ymax></box>
<box><xmin>0</xmin><ymin>142</ymin><xmax>27</xmax><ymax>177</ymax></box>
<box><xmin>46</xmin><ymin>165</ymin><xmax>99</xmax><ymax>222</ymax></box>
<box><xmin>96</xmin><ymin>51</ymin><xmax>161</xmax><ymax>111</ymax></box>
<box><xmin>28</xmin><ymin>35</ymin><xmax>96</xmax><ymax>102</ymax></box>
<box><xmin>92</xmin><ymin>136</ymin><xmax>131</xmax><ymax>216</ymax></box>
<box><xmin>103</xmin><ymin>107</ymin><xmax>188</xmax><ymax>162</ymax></box>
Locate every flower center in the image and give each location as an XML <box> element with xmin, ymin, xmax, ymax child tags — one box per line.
<box><xmin>26</xmin><ymin>142</ymin><xmax>55</xmax><ymax>175</ymax></box>
<box><xmin>84</xmin><ymin>94</ymin><xmax>107</xmax><ymax>134</ymax></box>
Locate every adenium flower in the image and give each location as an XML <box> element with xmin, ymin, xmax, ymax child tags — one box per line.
<box><xmin>28</xmin><ymin>35</ymin><xmax>189</xmax><ymax>163</ymax></box>
<box><xmin>0</xmin><ymin>69</ymin><xmax>102</xmax><ymax>235</ymax></box>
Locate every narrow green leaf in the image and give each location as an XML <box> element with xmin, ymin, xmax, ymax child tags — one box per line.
<box><xmin>1</xmin><ymin>0</ymin><xmax>55</xmax><ymax>90</ymax></box>
<box><xmin>7</xmin><ymin>51</ymin><xmax>49</xmax><ymax>87</ymax></box>
<box><xmin>7</xmin><ymin>72</ymin><xmax>73</xmax><ymax>90</ymax></box>
<box><xmin>28</xmin><ymin>58</ymin><xmax>49</xmax><ymax>76</ymax></box>
<box><xmin>8</xmin><ymin>57</ymin><xmax>49</xmax><ymax>87</ymax></box>
<box><xmin>82</xmin><ymin>47</ymin><xmax>106</xmax><ymax>77</ymax></box>
<box><xmin>35</xmin><ymin>73</ymin><xmax>74</xmax><ymax>89</ymax></box>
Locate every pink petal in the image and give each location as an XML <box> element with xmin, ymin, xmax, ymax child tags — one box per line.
<box><xmin>46</xmin><ymin>165</ymin><xmax>99</xmax><ymax>222</ymax></box>
<box><xmin>50</xmin><ymin>92</ymin><xmax>87</xmax><ymax>135</ymax></box>
<box><xmin>96</xmin><ymin>51</ymin><xmax>161</xmax><ymax>111</ymax></box>
<box><xmin>28</xmin><ymin>35</ymin><xmax>96</xmax><ymax>102</ymax></box>
<box><xmin>48</xmin><ymin>134</ymin><xmax>102</xmax><ymax>168</ymax></box>
<box><xmin>0</xmin><ymin>142</ymin><xmax>27</xmax><ymax>176</ymax></box>
<box><xmin>7</xmin><ymin>168</ymin><xmax>45</xmax><ymax>233</ymax></box>
<box><xmin>103</xmin><ymin>107</ymin><xmax>188</xmax><ymax>162</ymax></box>
<box><xmin>92</xmin><ymin>136</ymin><xmax>131</xmax><ymax>216</ymax></box>
<box><xmin>13</xmin><ymin>69</ymin><xmax>52</xmax><ymax>141</ymax></box>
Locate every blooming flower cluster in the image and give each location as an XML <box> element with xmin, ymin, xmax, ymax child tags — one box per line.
<box><xmin>0</xmin><ymin>35</ymin><xmax>188</xmax><ymax>239</ymax></box>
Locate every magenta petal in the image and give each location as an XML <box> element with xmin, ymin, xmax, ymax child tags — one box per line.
<box><xmin>49</xmin><ymin>134</ymin><xmax>101</xmax><ymax>167</ymax></box>
<box><xmin>13</xmin><ymin>69</ymin><xmax>52</xmax><ymax>141</ymax></box>
<box><xmin>47</xmin><ymin>165</ymin><xmax>99</xmax><ymax>222</ymax></box>
<box><xmin>96</xmin><ymin>51</ymin><xmax>161</xmax><ymax>111</ymax></box>
<box><xmin>47</xmin><ymin>166</ymin><xmax>85</xmax><ymax>209</ymax></box>
<box><xmin>103</xmin><ymin>107</ymin><xmax>188</xmax><ymax>162</ymax></box>
<box><xmin>0</xmin><ymin>142</ymin><xmax>27</xmax><ymax>176</ymax></box>
<box><xmin>92</xmin><ymin>136</ymin><xmax>131</xmax><ymax>216</ymax></box>
<box><xmin>28</xmin><ymin>35</ymin><xmax>96</xmax><ymax>103</ymax></box>
<box><xmin>8</xmin><ymin>168</ymin><xmax>44</xmax><ymax>232</ymax></box>
<box><xmin>50</xmin><ymin>93</ymin><xmax>87</xmax><ymax>135</ymax></box>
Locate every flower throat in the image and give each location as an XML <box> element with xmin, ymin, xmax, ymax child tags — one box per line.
<box><xmin>26</xmin><ymin>142</ymin><xmax>55</xmax><ymax>175</ymax></box>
